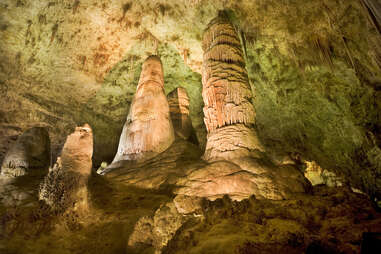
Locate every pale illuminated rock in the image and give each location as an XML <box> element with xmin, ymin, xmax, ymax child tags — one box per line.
<box><xmin>111</xmin><ymin>56</ymin><xmax>175</xmax><ymax>163</ymax></box>
<box><xmin>201</xmin><ymin>16</ymin><xmax>264</xmax><ymax>161</ymax></box>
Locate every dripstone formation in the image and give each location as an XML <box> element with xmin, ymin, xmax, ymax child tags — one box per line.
<box><xmin>110</xmin><ymin>56</ymin><xmax>175</xmax><ymax>164</ymax></box>
<box><xmin>167</xmin><ymin>87</ymin><xmax>194</xmax><ymax>140</ymax></box>
<box><xmin>202</xmin><ymin>17</ymin><xmax>263</xmax><ymax>161</ymax></box>
<box><xmin>39</xmin><ymin>124</ymin><xmax>93</xmax><ymax>212</ymax></box>
<box><xmin>0</xmin><ymin>127</ymin><xmax>51</xmax><ymax>177</ymax></box>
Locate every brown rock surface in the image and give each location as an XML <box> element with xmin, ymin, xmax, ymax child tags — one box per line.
<box><xmin>0</xmin><ymin>127</ymin><xmax>50</xmax><ymax>177</ymax></box>
<box><xmin>201</xmin><ymin>16</ymin><xmax>264</xmax><ymax>161</ymax></box>
<box><xmin>167</xmin><ymin>87</ymin><xmax>194</xmax><ymax>141</ymax></box>
<box><xmin>175</xmin><ymin>157</ymin><xmax>310</xmax><ymax>201</ymax></box>
<box><xmin>39</xmin><ymin>124</ymin><xmax>93</xmax><ymax>211</ymax></box>
<box><xmin>111</xmin><ymin>56</ymin><xmax>175</xmax><ymax>163</ymax></box>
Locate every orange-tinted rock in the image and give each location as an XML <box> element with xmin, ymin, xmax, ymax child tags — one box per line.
<box><xmin>167</xmin><ymin>87</ymin><xmax>193</xmax><ymax>140</ymax></box>
<box><xmin>39</xmin><ymin>124</ymin><xmax>93</xmax><ymax>211</ymax></box>
<box><xmin>201</xmin><ymin>17</ymin><xmax>263</xmax><ymax>161</ymax></box>
<box><xmin>111</xmin><ymin>56</ymin><xmax>175</xmax><ymax>163</ymax></box>
<box><xmin>60</xmin><ymin>124</ymin><xmax>93</xmax><ymax>176</ymax></box>
<box><xmin>0</xmin><ymin>127</ymin><xmax>51</xmax><ymax>177</ymax></box>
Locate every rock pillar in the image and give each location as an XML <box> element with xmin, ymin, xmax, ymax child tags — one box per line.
<box><xmin>39</xmin><ymin>124</ymin><xmax>93</xmax><ymax>212</ymax></box>
<box><xmin>202</xmin><ymin>17</ymin><xmax>263</xmax><ymax>161</ymax></box>
<box><xmin>167</xmin><ymin>87</ymin><xmax>193</xmax><ymax>140</ymax></box>
<box><xmin>112</xmin><ymin>56</ymin><xmax>175</xmax><ymax>163</ymax></box>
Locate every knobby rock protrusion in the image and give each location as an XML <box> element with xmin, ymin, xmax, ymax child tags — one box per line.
<box><xmin>39</xmin><ymin>124</ymin><xmax>93</xmax><ymax>212</ymax></box>
<box><xmin>202</xmin><ymin>16</ymin><xmax>263</xmax><ymax>161</ymax></box>
<box><xmin>0</xmin><ymin>127</ymin><xmax>51</xmax><ymax>177</ymax></box>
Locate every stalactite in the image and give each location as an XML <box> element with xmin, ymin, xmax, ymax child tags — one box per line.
<box><xmin>202</xmin><ymin>16</ymin><xmax>264</xmax><ymax>161</ymax></box>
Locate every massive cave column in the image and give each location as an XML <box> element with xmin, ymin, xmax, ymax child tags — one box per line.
<box><xmin>202</xmin><ymin>17</ymin><xmax>263</xmax><ymax>161</ymax></box>
<box><xmin>167</xmin><ymin>87</ymin><xmax>194</xmax><ymax>140</ymax></box>
<box><xmin>111</xmin><ymin>56</ymin><xmax>175</xmax><ymax>163</ymax></box>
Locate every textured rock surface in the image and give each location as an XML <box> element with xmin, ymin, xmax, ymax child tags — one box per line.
<box><xmin>128</xmin><ymin>201</ymin><xmax>187</xmax><ymax>253</ymax></box>
<box><xmin>111</xmin><ymin>56</ymin><xmax>175</xmax><ymax>163</ymax></box>
<box><xmin>0</xmin><ymin>127</ymin><xmax>50</xmax><ymax>177</ymax></box>
<box><xmin>0</xmin><ymin>0</ymin><xmax>380</xmax><ymax>196</ymax></box>
<box><xmin>164</xmin><ymin>186</ymin><xmax>381</xmax><ymax>254</ymax></box>
<box><xmin>39</xmin><ymin>124</ymin><xmax>93</xmax><ymax>211</ymax></box>
<box><xmin>175</xmin><ymin>157</ymin><xmax>310</xmax><ymax>201</ymax></box>
<box><xmin>202</xmin><ymin>16</ymin><xmax>264</xmax><ymax>161</ymax></box>
<box><xmin>167</xmin><ymin>87</ymin><xmax>194</xmax><ymax>141</ymax></box>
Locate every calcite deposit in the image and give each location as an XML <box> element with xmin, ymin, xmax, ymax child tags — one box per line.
<box><xmin>0</xmin><ymin>127</ymin><xmax>50</xmax><ymax>177</ymax></box>
<box><xmin>202</xmin><ymin>16</ymin><xmax>264</xmax><ymax>161</ymax></box>
<box><xmin>39</xmin><ymin>124</ymin><xmax>93</xmax><ymax>211</ymax></box>
<box><xmin>110</xmin><ymin>56</ymin><xmax>175</xmax><ymax>164</ymax></box>
<box><xmin>167</xmin><ymin>87</ymin><xmax>194</xmax><ymax>140</ymax></box>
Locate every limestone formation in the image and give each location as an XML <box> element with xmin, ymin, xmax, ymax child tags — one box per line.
<box><xmin>0</xmin><ymin>127</ymin><xmax>51</xmax><ymax>177</ymax></box>
<box><xmin>39</xmin><ymin>124</ymin><xmax>93</xmax><ymax>212</ymax></box>
<box><xmin>111</xmin><ymin>56</ymin><xmax>175</xmax><ymax>164</ymax></box>
<box><xmin>167</xmin><ymin>87</ymin><xmax>194</xmax><ymax>140</ymax></box>
<box><xmin>202</xmin><ymin>16</ymin><xmax>263</xmax><ymax>161</ymax></box>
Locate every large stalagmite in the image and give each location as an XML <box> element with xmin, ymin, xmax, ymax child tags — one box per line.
<box><xmin>111</xmin><ymin>56</ymin><xmax>175</xmax><ymax>163</ymax></box>
<box><xmin>39</xmin><ymin>124</ymin><xmax>93</xmax><ymax>212</ymax></box>
<box><xmin>167</xmin><ymin>87</ymin><xmax>193</xmax><ymax>140</ymax></box>
<box><xmin>202</xmin><ymin>16</ymin><xmax>264</xmax><ymax>161</ymax></box>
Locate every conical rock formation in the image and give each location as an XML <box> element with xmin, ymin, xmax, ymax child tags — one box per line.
<box><xmin>167</xmin><ymin>87</ymin><xmax>194</xmax><ymax>141</ymax></box>
<box><xmin>111</xmin><ymin>56</ymin><xmax>175</xmax><ymax>164</ymax></box>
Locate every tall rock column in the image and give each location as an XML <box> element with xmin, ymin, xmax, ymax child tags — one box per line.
<box><xmin>202</xmin><ymin>17</ymin><xmax>263</xmax><ymax>161</ymax></box>
<box><xmin>111</xmin><ymin>56</ymin><xmax>175</xmax><ymax>163</ymax></box>
<box><xmin>167</xmin><ymin>87</ymin><xmax>193</xmax><ymax>140</ymax></box>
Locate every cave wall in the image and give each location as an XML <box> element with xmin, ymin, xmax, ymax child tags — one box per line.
<box><xmin>0</xmin><ymin>0</ymin><xmax>380</xmax><ymax>197</ymax></box>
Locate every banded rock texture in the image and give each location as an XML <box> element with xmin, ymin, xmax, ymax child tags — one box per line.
<box><xmin>0</xmin><ymin>127</ymin><xmax>50</xmax><ymax>177</ymax></box>
<box><xmin>202</xmin><ymin>17</ymin><xmax>263</xmax><ymax>161</ymax></box>
<box><xmin>39</xmin><ymin>124</ymin><xmax>93</xmax><ymax>212</ymax></box>
<box><xmin>110</xmin><ymin>56</ymin><xmax>175</xmax><ymax>164</ymax></box>
<box><xmin>167</xmin><ymin>87</ymin><xmax>194</xmax><ymax>141</ymax></box>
